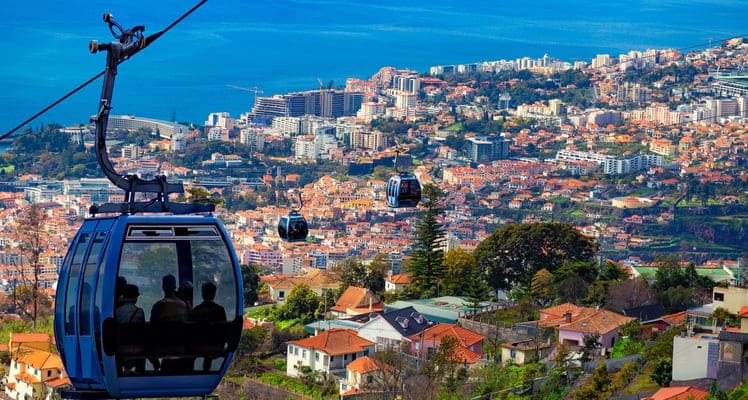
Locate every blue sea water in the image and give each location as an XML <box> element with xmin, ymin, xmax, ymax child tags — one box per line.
<box><xmin>1</xmin><ymin>0</ymin><xmax>747</xmax><ymax>133</ymax></box>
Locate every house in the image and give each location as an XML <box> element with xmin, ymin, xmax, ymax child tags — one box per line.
<box><xmin>286</xmin><ymin>328</ymin><xmax>375</xmax><ymax>379</ymax></box>
<box><xmin>642</xmin><ymin>386</ymin><xmax>709</xmax><ymax>400</ymax></box>
<box><xmin>339</xmin><ymin>356</ymin><xmax>395</xmax><ymax>397</ymax></box>
<box><xmin>407</xmin><ymin>323</ymin><xmax>486</xmax><ymax>366</ymax></box>
<box><xmin>4</xmin><ymin>333</ymin><xmax>70</xmax><ymax>400</ymax></box>
<box><xmin>671</xmin><ymin>332</ymin><xmax>719</xmax><ymax>381</ymax></box>
<box><xmin>500</xmin><ymin>339</ymin><xmax>552</xmax><ymax>366</ymax></box>
<box><xmin>539</xmin><ymin>303</ymin><xmax>635</xmax><ymax>349</ymax></box>
<box><xmin>330</xmin><ymin>286</ymin><xmax>384</xmax><ymax>319</ymax></box>
<box><xmin>357</xmin><ymin>306</ymin><xmax>433</xmax><ymax>351</ymax></box>
<box><xmin>641</xmin><ymin>311</ymin><xmax>686</xmax><ymax>335</ymax></box>
<box><xmin>716</xmin><ymin>306</ymin><xmax>748</xmax><ymax>390</ymax></box>
<box><xmin>263</xmin><ymin>269</ymin><xmax>341</xmax><ymax>304</ymax></box>
<box><xmin>384</xmin><ymin>273</ymin><xmax>410</xmax><ymax>293</ymax></box>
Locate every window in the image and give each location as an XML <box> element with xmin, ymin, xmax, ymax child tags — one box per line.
<box><xmin>714</xmin><ymin>292</ymin><xmax>725</xmax><ymax>301</ymax></box>
<box><xmin>294</xmin><ymin>347</ymin><xmax>299</xmax><ymax>356</ymax></box>
<box><xmin>315</xmin><ymin>352</ymin><xmax>319</xmax><ymax>361</ymax></box>
<box><xmin>302</xmin><ymin>350</ymin><xmax>307</xmax><ymax>358</ymax></box>
<box><xmin>279</xmin><ymin>291</ymin><xmax>285</xmax><ymax>299</ymax></box>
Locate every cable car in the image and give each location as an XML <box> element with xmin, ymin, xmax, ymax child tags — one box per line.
<box><xmin>278</xmin><ymin>212</ymin><xmax>309</xmax><ymax>242</ymax></box>
<box><xmin>278</xmin><ymin>191</ymin><xmax>308</xmax><ymax>242</ymax></box>
<box><xmin>54</xmin><ymin>215</ymin><xmax>243</xmax><ymax>398</ymax></box>
<box><xmin>386</xmin><ymin>151</ymin><xmax>422</xmax><ymax>208</ymax></box>
<box><xmin>52</xmin><ymin>8</ymin><xmax>243</xmax><ymax>398</ymax></box>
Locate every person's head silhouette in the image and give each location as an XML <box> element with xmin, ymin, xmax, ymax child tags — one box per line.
<box><xmin>201</xmin><ymin>281</ymin><xmax>217</xmax><ymax>302</ymax></box>
<box><xmin>162</xmin><ymin>274</ymin><xmax>177</xmax><ymax>294</ymax></box>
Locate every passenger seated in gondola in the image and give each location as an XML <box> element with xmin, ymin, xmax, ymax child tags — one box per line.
<box><xmin>190</xmin><ymin>281</ymin><xmax>227</xmax><ymax>371</ymax></box>
<box><xmin>151</xmin><ymin>274</ymin><xmax>189</xmax><ymax>323</ymax></box>
<box><xmin>150</xmin><ymin>274</ymin><xmax>190</xmax><ymax>373</ymax></box>
<box><xmin>115</xmin><ymin>284</ymin><xmax>145</xmax><ymax>374</ymax></box>
<box><xmin>177</xmin><ymin>280</ymin><xmax>194</xmax><ymax>309</ymax></box>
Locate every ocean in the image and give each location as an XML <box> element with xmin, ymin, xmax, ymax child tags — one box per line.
<box><xmin>1</xmin><ymin>0</ymin><xmax>747</xmax><ymax>134</ymax></box>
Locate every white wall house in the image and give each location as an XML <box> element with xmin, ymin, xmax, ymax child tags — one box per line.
<box><xmin>286</xmin><ymin>329</ymin><xmax>375</xmax><ymax>379</ymax></box>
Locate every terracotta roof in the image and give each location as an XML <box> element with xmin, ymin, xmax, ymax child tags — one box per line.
<box><xmin>334</xmin><ymin>286</ymin><xmax>382</xmax><ymax>310</ymax></box>
<box><xmin>287</xmin><ymin>328</ymin><xmax>374</xmax><ymax>356</ymax></box>
<box><xmin>15</xmin><ymin>349</ymin><xmax>63</xmax><ymax>370</ymax></box>
<box><xmin>15</xmin><ymin>371</ymin><xmax>40</xmax><ymax>384</ymax></box>
<box><xmin>448</xmin><ymin>345</ymin><xmax>482</xmax><ymax>364</ymax></box>
<box><xmin>408</xmin><ymin>323</ymin><xmax>485</xmax><ymax>348</ymax></box>
<box><xmin>540</xmin><ymin>303</ymin><xmax>584</xmax><ymax>319</ymax></box>
<box><xmin>739</xmin><ymin>306</ymin><xmax>748</xmax><ymax>318</ymax></box>
<box><xmin>387</xmin><ymin>273</ymin><xmax>411</xmax><ymax>284</ymax></box>
<box><xmin>45</xmin><ymin>376</ymin><xmax>71</xmax><ymax>388</ymax></box>
<box><xmin>346</xmin><ymin>356</ymin><xmax>386</xmax><ymax>374</ymax></box>
<box><xmin>661</xmin><ymin>311</ymin><xmax>687</xmax><ymax>325</ymax></box>
<box><xmin>642</xmin><ymin>386</ymin><xmax>709</xmax><ymax>400</ymax></box>
<box><xmin>560</xmin><ymin>309</ymin><xmax>635</xmax><ymax>335</ymax></box>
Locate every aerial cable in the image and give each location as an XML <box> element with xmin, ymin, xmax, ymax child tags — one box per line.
<box><xmin>1</xmin><ymin>0</ymin><xmax>208</xmax><ymax>141</ymax></box>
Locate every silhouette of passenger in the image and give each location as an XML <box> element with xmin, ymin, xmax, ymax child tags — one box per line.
<box><xmin>190</xmin><ymin>281</ymin><xmax>227</xmax><ymax>371</ymax></box>
<box><xmin>150</xmin><ymin>274</ymin><xmax>189</xmax><ymax>323</ymax></box>
<box><xmin>177</xmin><ymin>280</ymin><xmax>194</xmax><ymax>309</ymax></box>
<box><xmin>150</xmin><ymin>274</ymin><xmax>190</xmax><ymax>373</ymax></box>
<box><xmin>115</xmin><ymin>284</ymin><xmax>145</xmax><ymax>374</ymax></box>
<box><xmin>190</xmin><ymin>281</ymin><xmax>226</xmax><ymax>322</ymax></box>
<box><xmin>115</xmin><ymin>276</ymin><xmax>128</xmax><ymax>307</ymax></box>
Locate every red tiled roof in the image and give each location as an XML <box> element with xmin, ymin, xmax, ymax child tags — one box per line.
<box><xmin>408</xmin><ymin>323</ymin><xmax>485</xmax><ymax>348</ymax></box>
<box><xmin>739</xmin><ymin>306</ymin><xmax>748</xmax><ymax>318</ymax></box>
<box><xmin>287</xmin><ymin>329</ymin><xmax>374</xmax><ymax>356</ymax></box>
<box><xmin>387</xmin><ymin>273</ymin><xmax>411</xmax><ymax>284</ymax></box>
<box><xmin>15</xmin><ymin>371</ymin><xmax>39</xmax><ymax>384</ymax></box>
<box><xmin>45</xmin><ymin>376</ymin><xmax>71</xmax><ymax>388</ymax></box>
<box><xmin>346</xmin><ymin>356</ymin><xmax>386</xmax><ymax>374</ymax></box>
<box><xmin>643</xmin><ymin>386</ymin><xmax>709</xmax><ymax>400</ymax></box>
<box><xmin>662</xmin><ymin>311</ymin><xmax>687</xmax><ymax>325</ymax></box>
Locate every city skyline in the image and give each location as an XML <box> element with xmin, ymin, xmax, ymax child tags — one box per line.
<box><xmin>2</xmin><ymin>0</ymin><xmax>748</xmax><ymax>133</ymax></box>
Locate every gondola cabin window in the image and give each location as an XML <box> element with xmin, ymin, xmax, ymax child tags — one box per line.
<box><xmin>113</xmin><ymin>225</ymin><xmax>238</xmax><ymax>376</ymax></box>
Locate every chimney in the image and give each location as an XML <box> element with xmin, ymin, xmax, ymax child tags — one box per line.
<box><xmin>314</xmin><ymin>326</ymin><xmax>319</xmax><ymax>336</ymax></box>
<box><xmin>369</xmin><ymin>296</ymin><xmax>373</xmax><ymax>311</ymax></box>
<box><xmin>564</xmin><ymin>311</ymin><xmax>572</xmax><ymax>323</ymax></box>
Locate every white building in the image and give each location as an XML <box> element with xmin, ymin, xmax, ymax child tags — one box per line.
<box><xmin>286</xmin><ymin>329</ymin><xmax>375</xmax><ymax>378</ymax></box>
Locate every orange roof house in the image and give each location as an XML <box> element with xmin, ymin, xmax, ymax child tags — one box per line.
<box><xmin>330</xmin><ymin>286</ymin><xmax>384</xmax><ymax>318</ymax></box>
<box><xmin>385</xmin><ymin>273</ymin><xmax>411</xmax><ymax>293</ymax></box>
<box><xmin>5</xmin><ymin>333</ymin><xmax>70</xmax><ymax>400</ymax></box>
<box><xmin>642</xmin><ymin>386</ymin><xmax>709</xmax><ymax>400</ymax></box>
<box><xmin>286</xmin><ymin>329</ymin><xmax>376</xmax><ymax>378</ymax></box>
<box><xmin>407</xmin><ymin>323</ymin><xmax>485</xmax><ymax>365</ymax></box>
<box><xmin>539</xmin><ymin>303</ymin><xmax>635</xmax><ymax>349</ymax></box>
<box><xmin>341</xmin><ymin>356</ymin><xmax>397</xmax><ymax>397</ymax></box>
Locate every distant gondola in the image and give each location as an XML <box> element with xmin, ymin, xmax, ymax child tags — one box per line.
<box><xmin>278</xmin><ymin>191</ymin><xmax>309</xmax><ymax>242</ymax></box>
<box><xmin>386</xmin><ymin>151</ymin><xmax>422</xmax><ymax>208</ymax></box>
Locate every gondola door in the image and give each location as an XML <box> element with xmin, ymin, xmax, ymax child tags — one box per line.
<box><xmin>55</xmin><ymin>220</ymin><xmax>111</xmax><ymax>389</ymax></box>
<box><xmin>78</xmin><ymin>220</ymin><xmax>113</xmax><ymax>386</ymax></box>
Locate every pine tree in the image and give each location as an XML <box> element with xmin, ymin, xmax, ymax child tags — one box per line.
<box><xmin>406</xmin><ymin>184</ymin><xmax>447</xmax><ymax>298</ymax></box>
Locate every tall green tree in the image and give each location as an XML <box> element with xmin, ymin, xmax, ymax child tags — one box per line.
<box><xmin>406</xmin><ymin>184</ymin><xmax>447</xmax><ymax>298</ymax></box>
<box><xmin>463</xmin><ymin>265</ymin><xmax>489</xmax><ymax>315</ymax></box>
<box><xmin>241</xmin><ymin>263</ymin><xmax>261</xmax><ymax>307</ymax></box>
<box><xmin>283</xmin><ymin>284</ymin><xmax>321</xmax><ymax>323</ymax></box>
<box><xmin>474</xmin><ymin>222</ymin><xmax>598</xmax><ymax>295</ymax></box>
<box><xmin>441</xmin><ymin>248</ymin><xmax>477</xmax><ymax>296</ymax></box>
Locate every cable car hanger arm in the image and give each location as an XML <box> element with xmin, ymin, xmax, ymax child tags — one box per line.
<box><xmin>91</xmin><ymin>1</ymin><xmax>207</xmax><ymax>199</ymax></box>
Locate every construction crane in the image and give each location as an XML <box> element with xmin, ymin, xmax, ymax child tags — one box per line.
<box><xmin>226</xmin><ymin>84</ymin><xmax>264</xmax><ymax>110</ymax></box>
